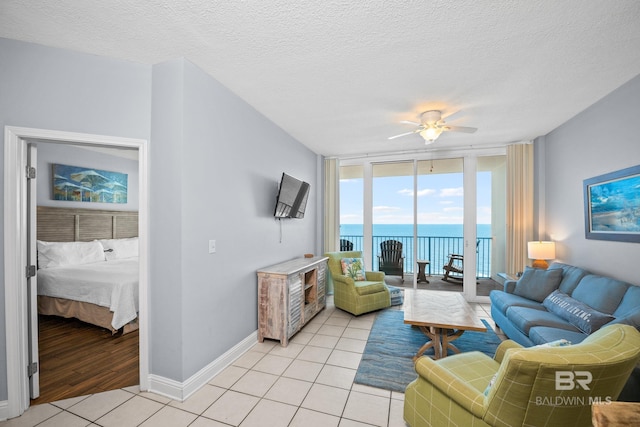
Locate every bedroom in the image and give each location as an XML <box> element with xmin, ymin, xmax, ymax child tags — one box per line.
<box><xmin>31</xmin><ymin>141</ymin><xmax>141</xmax><ymax>403</ymax></box>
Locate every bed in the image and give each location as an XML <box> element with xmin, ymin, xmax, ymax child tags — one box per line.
<box><xmin>36</xmin><ymin>206</ymin><xmax>139</xmax><ymax>334</ymax></box>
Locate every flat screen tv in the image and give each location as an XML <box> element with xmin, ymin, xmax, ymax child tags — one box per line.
<box><xmin>274</xmin><ymin>173</ymin><xmax>310</xmax><ymax>219</ymax></box>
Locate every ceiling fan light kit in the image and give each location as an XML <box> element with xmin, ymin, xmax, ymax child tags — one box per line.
<box><xmin>389</xmin><ymin>109</ymin><xmax>477</xmax><ymax>144</ymax></box>
<box><xmin>419</xmin><ymin>126</ymin><xmax>442</xmax><ymax>143</ymax></box>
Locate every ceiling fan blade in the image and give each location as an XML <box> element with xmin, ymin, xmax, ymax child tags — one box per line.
<box><xmin>444</xmin><ymin>125</ymin><xmax>477</xmax><ymax>134</ymax></box>
<box><xmin>388</xmin><ymin>131</ymin><xmax>417</xmax><ymax>140</ymax></box>
<box><xmin>399</xmin><ymin>120</ymin><xmax>421</xmax><ymax>126</ymax></box>
<box><xmin>441</xmin><ymin>110</ymin><xmax>461</xmax><ymax>121</ymax></box>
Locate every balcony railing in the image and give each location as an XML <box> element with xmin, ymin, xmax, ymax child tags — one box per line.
<box><xmin>340</xmin><ymin>235</ymin><xmax>493</xmax><ymax>279</ymax></box>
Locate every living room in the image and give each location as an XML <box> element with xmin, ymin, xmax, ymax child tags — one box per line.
<box><xmin>1</xmin><ymin>2</ymin><xmax>640</xmax><ymax>425</ymax></box>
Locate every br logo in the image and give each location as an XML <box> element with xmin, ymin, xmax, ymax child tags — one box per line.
<box><xmin>555</xmin><ymin>371</ymin><xmax>592</xmax><ymax>390</ymax></box>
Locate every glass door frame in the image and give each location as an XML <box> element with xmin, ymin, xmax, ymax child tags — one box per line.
<box><xmin>339</xmin><ymin>146</ymin><xmax>505</xmax><ymax>303</ymax></box>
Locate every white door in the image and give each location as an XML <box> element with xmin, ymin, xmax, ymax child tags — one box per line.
<box><xmin>27</xmin><ymin>142</ymin><xmax>39</xmax><ymax>399</ymax></box>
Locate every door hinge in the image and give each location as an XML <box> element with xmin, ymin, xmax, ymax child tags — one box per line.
<box><xmin>26</xmin><ymin>265</ymin><xmax>36</xmax><ymax>278</ymax></box>
<box><xmin>28</xmin><ymin>362</ymin><xmax>38</xmax><ymax>377</ymax></box>
<box><xmin>26</xmin><ymin>166</ymin><xmax>36</xmax><ymax>179</ymax></box>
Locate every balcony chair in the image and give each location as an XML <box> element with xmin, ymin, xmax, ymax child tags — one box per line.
<box><xmin>404</xmin><ymin>323</ymin><xmax>640</xmax><ymax>427</ymax></box>
<box><xmin>339</xmin><ymin>239</ymin><xmax>354</xmax><ymax>251</ymax></box>
<box><xmin>378</xmin><ymin>239</ymin><xmax>404</xmax><ymax>282</ymax></box>
<box><xmin>442</xmin><ymin>240</ymin><xmax>480</xmax><ymax>282</ymax></box>
<box><xmin>324</xmin><ymin>251</ymin><xmax>391</xmax><ymax>316</ymax></box>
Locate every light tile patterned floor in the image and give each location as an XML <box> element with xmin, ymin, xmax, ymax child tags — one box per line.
<box><xmin>1</xmin><ymin>296</ymin><xmax>498</xmax><ymax>427</ymax></box>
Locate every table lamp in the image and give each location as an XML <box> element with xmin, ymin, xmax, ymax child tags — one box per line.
<box><xmin>527</xmin><ymin>241</ymin><xmax>556</xmax><ymax>269</ymax></box>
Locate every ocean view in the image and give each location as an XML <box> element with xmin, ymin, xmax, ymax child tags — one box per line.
<box><xmin>339</xmin><ymin>224</ymin><xmax>493</xmax><ymax>277</ymax></box>
<box><xmin>340</xmin><ymin>223</ymin><xmax>492</xmax><ymax>238</ymax></box>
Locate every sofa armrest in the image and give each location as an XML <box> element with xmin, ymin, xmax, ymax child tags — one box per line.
<box><xmin>493</xmin><ymin>340</ymin><xmax>523</xmax><ymax>363</ymax></box>
<box><xmin>365</xmin><ymin>271</ymin><xmax>385</xmax><ymax>282</ymax></box>
<box><xmin>504</xmin><ymin>280</ymin><xmax>517</xmax><ymax>293</ymax></box>
<box><xmin>332</xmin><ymin>274</ymin><xmax>355</xmax><ymax>288</ymax></box>
<box><xmin>414</xmin><ymin>357</ymin><xmax>487</xmax><ymax>419</ymax></box>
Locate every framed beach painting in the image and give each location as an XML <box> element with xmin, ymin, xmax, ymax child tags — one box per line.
<box><xmin>583</xmin><ymin>164</ymin><xmax>640</xmax><ymax>243</ymax></box>
<box><xmin>52</xmin><ymin>164</ymin><xmax>128</xmax><ymax>204</ymax></box>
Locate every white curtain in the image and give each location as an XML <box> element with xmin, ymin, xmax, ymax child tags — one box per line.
<box><xmin>506</xmin><ymin>143</ymin><xmax>534</xmax><ymax>276</ymax></box>
<box><xmin>323</xmin><ymin>158</ymin><xmax>340</xmax><ymax>294</ymax></box>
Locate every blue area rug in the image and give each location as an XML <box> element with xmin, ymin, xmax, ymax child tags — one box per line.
<box><xmin>354</xmin><ymin>309</ymin><xmax>502</xmax><ymax>392</ymax></box>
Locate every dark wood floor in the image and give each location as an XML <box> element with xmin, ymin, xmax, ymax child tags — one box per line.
<box><xmin>31</xmin><ymin>315</ymin><xmax>139</xmax><ymax>405</ymax></box>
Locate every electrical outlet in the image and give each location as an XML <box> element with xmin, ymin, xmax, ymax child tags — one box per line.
<box><xmin>208</xmin><ymin>239</ymin><xmax>216</xmax><ymax>254</ymax></box>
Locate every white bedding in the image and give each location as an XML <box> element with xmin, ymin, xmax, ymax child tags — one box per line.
<box><xmin>37</xmin><ymin>258</ymin><xmax>139</xmax><ymax>330</ymax></box>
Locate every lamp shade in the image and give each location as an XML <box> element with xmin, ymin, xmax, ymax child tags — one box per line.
<box><xmin>527</xmin><ymin>241</ymin><xmax>556</xmax><ymax>259</ymax></box>
<box><xmin>527</xmin><ymin>241</ymin><xmax>556</xmax><ymax>269</ymax></box>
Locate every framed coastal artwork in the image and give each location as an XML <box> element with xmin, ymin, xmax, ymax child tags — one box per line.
<box><xmin>583</xmin><ymin>164</ymin><xmax>640</xmax><ymax>243</ymax></box>
<box><xmin>52</xmin><ymin>164</ymin><xmax>128</xmax><ymax>204</ymax></box>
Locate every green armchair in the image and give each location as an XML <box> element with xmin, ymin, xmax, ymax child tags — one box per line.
<box><xmin>325</xmin><ymin>251</ymin><xmax>391</xmax><ymax>316</ymax></box>
<box><xmin>404</xmin><ymin>323</ymin><xmax>640</xmax><ymax>427</ymax></box>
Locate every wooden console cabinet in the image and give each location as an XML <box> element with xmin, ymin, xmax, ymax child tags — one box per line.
<box><xmin>257</xmin><ymin>256</ymin><xmax>328</xmax><ymax>346</ymax></box>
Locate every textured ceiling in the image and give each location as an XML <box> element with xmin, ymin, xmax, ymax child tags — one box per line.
<box><xmin>2</xmin><ymin>1</ymin><xmax>640</xmax><ymax>157</ymax></box>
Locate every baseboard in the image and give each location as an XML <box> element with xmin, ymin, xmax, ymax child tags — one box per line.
<box><xmin>0</xmin><ymin>400</ymin><xmax>9</xmax><ymax>422</ymax></box>
<box><xmin>147</xmin><ymin>330</ymin><xmax>258</xmax><ymax>402</ymax></box>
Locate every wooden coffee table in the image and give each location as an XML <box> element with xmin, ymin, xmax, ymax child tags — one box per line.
<box><xmin>403</xmin><ymin>289</ymin><xmax>487</xmax><ymax>360</ymax></box>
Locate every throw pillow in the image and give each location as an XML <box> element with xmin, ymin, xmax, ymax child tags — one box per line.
<box><xmin>341</xmin><ymin>258</ymin><xmax>366</xmax><ymax>281</ymax></box>
<box><xmin>513</xmin><ymin>266</ymin><xmax>562</xmax><ymax>302</ymax></box>
<box><xmin>543</xmin><ymin>290</ymin><xmax>615</xmax><ymax>334</ymax></box>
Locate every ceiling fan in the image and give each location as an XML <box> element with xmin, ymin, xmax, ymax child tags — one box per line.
<box><xmin>389</xmin><ymin>110</ymin><xmax>477</xmax><ymax>144</ymax></box>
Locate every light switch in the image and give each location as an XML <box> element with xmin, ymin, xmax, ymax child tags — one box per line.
<box><xmin>208</xmin><ymin>239</ymin><xmax>216</xmax><ymax>254</ymax></box>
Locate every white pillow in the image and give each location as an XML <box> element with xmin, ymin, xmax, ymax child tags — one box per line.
<box><xmin>99</xmin><ymin>237</ymin><xmax>138</xmax><ymax>260</ymax></box>
<box><xmin>37</xmin><ymin>240</ymin><xmax>105</xmax><ymax>269</ymax></box>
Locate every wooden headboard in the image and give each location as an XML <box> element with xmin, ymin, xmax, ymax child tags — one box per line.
<box><xmin>37</xmin><ymin>206</ymin><xmax>138</xmax><ymax>242</ymax></box>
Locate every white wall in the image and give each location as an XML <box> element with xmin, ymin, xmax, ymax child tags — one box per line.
<box><xmin>150</xmin><ymin>58</ymin><xmax>319</xmax><ymax>382</ymax></box>
<box><xmin>542</xmin><ymin>73</ymin><xmax>640</xmax><ymax>284</ymax></box>
<box><xmin>0</xmin><ymin>37</ymin><xmax>151</xmax><ymax>402</ymax></box>
<box><xmin>1</xmin><ymin>37</ymin><xmax>320</xmax><ymax>403</ymax></box>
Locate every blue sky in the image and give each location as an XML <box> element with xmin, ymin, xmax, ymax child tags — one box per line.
<box><xmin>340</xmin><ymin>172</ymin><xmax>492</xmax><ymax>225</ymax></box>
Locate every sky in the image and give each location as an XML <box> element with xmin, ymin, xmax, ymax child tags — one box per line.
<box><xmin>340</xmin><ymin>172</ymin><xmax>492</xmax><ymax>225</ymax></box>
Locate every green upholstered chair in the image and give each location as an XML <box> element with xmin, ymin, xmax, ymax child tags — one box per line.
<box><xmin>324</xmin><ymin>251</ymin><xmax>391</xmax><ymax>316</ymax></box>
<box><xmin>404</xmin><ymin>323</ymin><xmax>640</xmax><ymax>427</ymax></box>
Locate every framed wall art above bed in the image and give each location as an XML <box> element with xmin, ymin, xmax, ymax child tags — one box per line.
<box><xmin>52</xmin><ymin>163</ymin><xmax>128</xmax><ymax>204</ymax></box>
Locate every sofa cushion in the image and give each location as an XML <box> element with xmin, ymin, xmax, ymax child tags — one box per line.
<box><xmin>512</xmin><ymin>267</ymin><xmax>562</xmax><ymax>302</ymax></box>
<box><xmin>506</xmin><ymin>306</ymin><xmax>578</xmax><ymax>335</ymax></box>
<box><xmin>571</xmin><ymin>274</ymin><xmax>629</xmax><ymax>314</ymax></box>
<box><xmin>528</xmin><ymin>326</ymin><xmax>588</xmax><ymax>346</ymax></box>
<box><xmin>341</xmin><ymin>258</ymin><xmax>366</xmax><ymax>281</ymax></box>
<box><xmin>613</xmin><ymin>285</ymin><xmax>640</xmax><ymax>318</ymax></box>
<box><xmin>353</xmin><ymin>281</ymin><xmax>387</xmax><ymax>296</ymax></box>
<box><xmin>543</xmin><ymin>290</ymin><xmax>615</xmax><ymax>334</ymax></box>
<box><xmin>489</xmin><ymin>290</ymin><xmax>546</xmax><ymax>315</ymax></box>
<box><xmin>548</xmin><ymin>262</ymin><xmax>590</xmax><ymax>295</ymax></box>
<box><xmin>610</xmin><ymin>307</ymin><xmax>640</xmax><ymax>329</ymax></box>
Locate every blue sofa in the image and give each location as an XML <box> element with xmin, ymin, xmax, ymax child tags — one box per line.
<box><xmin>490</xmin><ymin>262</ymin><xmax>640</xmax><ymax>347</ymax></box>
<box><xmin>490</xmin><ymin>262</ymin><xmax>640</xmax><ymax>402</ymax></box>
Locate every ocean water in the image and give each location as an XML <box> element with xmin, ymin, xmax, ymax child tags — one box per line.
<box><xmin>339</xmin><ymin>223</ymin><xmax>493</xmax><ymax>276</ymax></box>
<box><xmin>340</xmin><ymin>223</ymin><xmax>491</xmax><ymax>238</ymax></box>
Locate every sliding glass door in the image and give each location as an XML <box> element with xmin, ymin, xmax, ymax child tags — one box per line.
<box><xmin>416</xmin><ymin>158</ymin><xmax>465</xmax><ymax>292</ymax></box>
<box><xmin>338</xmin><ymin>152</ymin><xmax>506</xmax><ymax>302</ymax></box>
<box><xmin>339</xmin><ymin>165</ymin><xmax>364</xmax><ymax>252</ymax></box>
<box><xmin>371</xmin><ymin>162</ymin><xmax>414</xmax><ymax>283</ymax></box>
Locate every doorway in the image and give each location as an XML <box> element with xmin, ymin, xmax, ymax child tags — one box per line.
<box><xmin>3</xmin><ymin>126</ymin><xmax>149</xmax><ymax>419</ymax></box>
